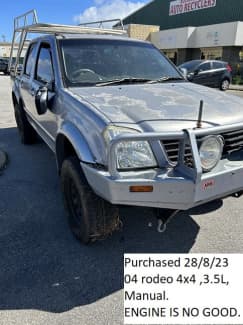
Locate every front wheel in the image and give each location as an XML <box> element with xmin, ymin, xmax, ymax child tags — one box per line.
<box><xmin>61</xmin><ymin>156</ymin><xmax>120</xmax><ymax>244</ymax></box>
<box><xmin>220</xmin><ymin>79</ymin><xmax>230</xmax><ymax>91</ymax></box>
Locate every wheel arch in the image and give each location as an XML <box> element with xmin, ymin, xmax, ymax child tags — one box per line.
<box><xmin>12</xmin><ymin>89</ymin><xmax>21</xmax><ymax>107</ymax></box>
<box><xmin>56</xmin><ymin>123</ymin><xmax>95</xmax><ymax>173</ymax></box>
<box><xmin>12</xmin><ymin>79</ymin><xmax>22</xmax><ymax>107</ymax></box>
<box><xmin>12</xmin><ymin>93</ymin><xmax>25</xmax><ymax>111</ymax></box>
<box><xmin>12</xmin><ymin>92</ymin><xmax>18</xmax><ymax>106</ymax></box>
<box><xmin>221</xmin><ymin>76</ymin><xmax>230</xmax><ymax>82</ymax></box>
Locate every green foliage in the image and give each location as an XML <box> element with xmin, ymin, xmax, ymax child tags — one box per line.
<box><xmin>232</xmin><ymin>75</ymin><xmax>243</xmax><ymax>85</ymax></box>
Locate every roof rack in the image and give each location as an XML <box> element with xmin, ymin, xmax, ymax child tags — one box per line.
<box><xmin>78</xmin><ymin>18</ymin><xmax>124</xmax><ymax>29</ymax></box>
<box><xmin>9</xmin><ymin>10</ymin><xmax>127</xmax><ymax>75</ymax></box>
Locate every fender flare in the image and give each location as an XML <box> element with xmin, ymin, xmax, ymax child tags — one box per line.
<box><xmin>12</xmin><ymin>84</ymin><xmax>21</xmax><ymax>106</ymax></box>
<box><xmin>56</xmin><ymin>122</ymin><xmax>95</xmax><ymax>171</ymax></box>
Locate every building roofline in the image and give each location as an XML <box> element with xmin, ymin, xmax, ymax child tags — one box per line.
<box><xmin>122</xmin><ymin>0</ymin><xmax>155</xmax><ymax>22</ymax></box>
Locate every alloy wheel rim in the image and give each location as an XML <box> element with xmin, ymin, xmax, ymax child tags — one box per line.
<box><xmin>222</xmin><ymin>80</ymin><xmax>229</xmax><ymax>90</ymax></box>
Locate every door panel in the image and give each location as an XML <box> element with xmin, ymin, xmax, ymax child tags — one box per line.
<box><xmin>31</xmin><ymin>43</ymin><xmax>57</xmax><ymax>147</ymax></box>
<box><xmin>210</xmin><ymin>62</ymin><xmax>225</xmax><ymax>87</ymax></box>
<box><xmin>20</xmin><ymin>43</ymin><xmax>38</xmax><ymax>116</ymax></box>
<box><xmin>192</xmin><ymin>62</ymin><xmax>212</xmax><ymax>86</ymax></box>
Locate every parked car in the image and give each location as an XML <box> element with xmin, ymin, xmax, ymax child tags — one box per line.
<box><xmin>0</xmin><ymin>58</ymin><xmax>9</xmax><ymax>75</ymax></box>
<box><xmin>11</xmin><ymin>14</ymin><xmax>243</xmax><ymax>244</ymax></box>
<box><xmin>178</xmin><ymin>60</ymin><xmax>232</xmax><ymax>90</ymax></box>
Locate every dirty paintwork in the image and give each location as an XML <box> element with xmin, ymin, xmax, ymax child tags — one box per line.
<box><xmin>70</xmin><ymin>82</ymin><xmax>243</xmax><ymax>128</ymax></box>
<box><xmin>12</xmin><ymin>32</ymin><xmax>243</xmax><ymax>210</ymax></box>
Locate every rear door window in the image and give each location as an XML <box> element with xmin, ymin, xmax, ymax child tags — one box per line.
<box><xmin>199</xmin><ymin>62</ymin><xmax>211</xmax><ymax>72</ymax></box>
<box><xmin>212</xmin><ymin>61</ymin><xmax>224</xmax><ymax>69</ymax></box>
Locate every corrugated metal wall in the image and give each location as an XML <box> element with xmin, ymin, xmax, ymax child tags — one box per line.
<box><xmin>123</xmin><ymin>0</ymin><xmax>243</xmax><ymax>30</ymax></box>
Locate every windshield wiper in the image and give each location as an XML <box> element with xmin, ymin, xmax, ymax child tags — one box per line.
<box><xmin>147</xmin><ymin>76</ymin><xmax>184</xmax><ymax>84</ymax></box>
<box><xmin>95</xmin><ymin>76</ymin><xmax>184</xmax><ymax>86</ymax></box>
<box><xmin>96</xmin><ymin>77</ymin><xmax>153</xmax><ymax>87</ymax></box>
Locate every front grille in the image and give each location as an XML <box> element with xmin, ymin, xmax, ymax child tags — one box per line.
<box><xmin>221</xmin><ymin>129</ymin><xmax>243</xmax><ymax>155</ymax></box>
<box><xmin>161</xmin><ymin>129</ymin><xmax>243</xmax><ymax>170</ymax></box>
<box><xmin>196</xmin><ymin>130</ymin><xmax>243</xmax><ymax>156</ymax></box>
<box><xmin>161</xmin><ymin>140</ymin><xmax>194</xmax><ymax>167</ymax></box>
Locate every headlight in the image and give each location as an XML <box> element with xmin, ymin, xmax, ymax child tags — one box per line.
<box><xmin>199</xmin><ymin>135</ymin><xmax>224</xmax><ymax>172</ymax></box>
<box><xmin>103</xmin><ymin>126</ymin><xmax>157</xmax><ymax>169</ymax></box>
<box><xmin>116</xmin><ymin>140</ymin><xmax>157</xmax><ymax>169</ymax></box>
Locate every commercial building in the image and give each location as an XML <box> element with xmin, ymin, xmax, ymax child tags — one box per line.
<box><xmin>0</xmin><ymin>42</ymin><xmax>28</xmax><ymax>59</ymax></box>
<box><xmin>123</xmin><ymin>0</ymin><xmax>243</xmax><ymax>74</ymax></box>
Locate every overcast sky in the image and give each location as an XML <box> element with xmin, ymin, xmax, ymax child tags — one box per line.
<box><xmin>1</xmin><ymin>0</ymin><xmax>150</xmax><ymax>42</ymax></box>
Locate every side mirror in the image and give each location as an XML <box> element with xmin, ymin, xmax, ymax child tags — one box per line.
<box><xmin>194</xmin><ymin>69</ymin><xmax>200</xmax><ymax>75</ymax></box>
<box><xmin>35</xmin><ymin>86</ymin><xmax>48</xmax><ymax>115</ymax></box>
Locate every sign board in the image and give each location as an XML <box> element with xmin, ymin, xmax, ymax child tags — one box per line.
<box><xmin>169</xmin><ymin>0</ymin><xmax>216</xmax><ymax>16</ymax></box>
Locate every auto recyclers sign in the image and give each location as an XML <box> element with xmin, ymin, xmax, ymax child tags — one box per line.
<box><xmin>169</xmin><ymin>0</ymin><xmax>216</xmax><ymax>16</ymax></box>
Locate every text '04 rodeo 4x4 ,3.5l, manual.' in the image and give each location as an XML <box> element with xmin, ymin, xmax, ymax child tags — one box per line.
<box><xmin>10</xmin><ymin>10</ymin><xmax>243</xmax><ymax>244</ymax></box>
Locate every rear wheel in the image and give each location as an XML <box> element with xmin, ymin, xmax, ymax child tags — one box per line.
<box><xmin>14</xmin><ymin>102</ymin><xmax>37</xmax><ymax>144</ymax></box>
<box><xmin>61</xmin><ymin>156</ymin><xmax>120</xmax><ymax>244</ymax></box>
<box><xmin>220</xmin><ymin>79</ymin><xmax>230</xmax><ymax>91</ymax></box>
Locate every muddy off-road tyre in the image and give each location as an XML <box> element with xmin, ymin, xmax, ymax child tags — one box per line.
<box><xmin>61</xmin><ymin>156</ymin><xmax>120</xmax><ymax>244</ymax></box>
<box><xmin>14</xmin><ymin>102</ymin><xmax>37</xmax><ymax>144</ymax></box>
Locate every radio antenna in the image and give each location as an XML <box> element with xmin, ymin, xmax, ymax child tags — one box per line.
<box><xmin>196</xmin><ymin>100</ymin><xmax>203</xmax><ymax>128</ymax></box>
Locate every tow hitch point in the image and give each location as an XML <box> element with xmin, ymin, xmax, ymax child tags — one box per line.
<box><xmin>154</xmin><ymin>209</ymin><xmax>180</xmax><ymax>233</ymax></box>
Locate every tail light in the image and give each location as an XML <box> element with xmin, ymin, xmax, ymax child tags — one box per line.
<box><xmin>226</xmin><ymin>64</ymin><xmax>232</xmax><ymax>72</ymax></box>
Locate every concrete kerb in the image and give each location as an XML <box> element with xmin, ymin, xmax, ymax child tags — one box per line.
<box><xmin>0</xmin><ymin>149</ymin><xmax>8</xmax><ymax>173</ymax></box>
<box><xmin>229</xmin><ymin>85</ymin><xmax>243</xmax><ymax>91</ymax></box>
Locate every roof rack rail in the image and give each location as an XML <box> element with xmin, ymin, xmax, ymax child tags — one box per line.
<box><xmin>78</xmin><ymin>18</ymin><xmax>124</xmax><ymax>29</ymax></box>
<box><xmin>9</xmin><ymin>10</ymin><xmax>127</xmax><ymax>76</ymax></box>
<box><xmin>8</xmin><ymin>9</ymin><xmax>38</xmax><ymax>75</ymax></box>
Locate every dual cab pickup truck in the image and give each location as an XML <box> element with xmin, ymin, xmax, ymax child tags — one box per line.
<box><xmin>11</xmin><ymin>20</ymin><xmax>243</xmax><ymax>243</ymax></box>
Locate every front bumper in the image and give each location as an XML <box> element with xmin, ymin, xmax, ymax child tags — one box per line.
<box><xmin>81</xmin><ymin>124</ymin><xmax>243</xmax><ymax>210</ymax></box>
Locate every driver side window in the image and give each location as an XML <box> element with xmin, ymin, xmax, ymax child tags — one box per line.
<box><xmin>35</xmin><ymin>44</ymin><xmax>54</xmax><ymax>84</ymax></box>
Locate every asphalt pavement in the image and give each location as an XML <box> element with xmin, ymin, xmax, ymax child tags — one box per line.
<box><xmin>0</xmin><ymin>75</ymin><xmax>243</xmax><ymax>325</ymax></box>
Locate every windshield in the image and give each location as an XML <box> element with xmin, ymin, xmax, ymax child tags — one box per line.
<box><xmin>59</xmin><ymin>38</ymin><xmax>182</xmax><ymax>87</ymax></box>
